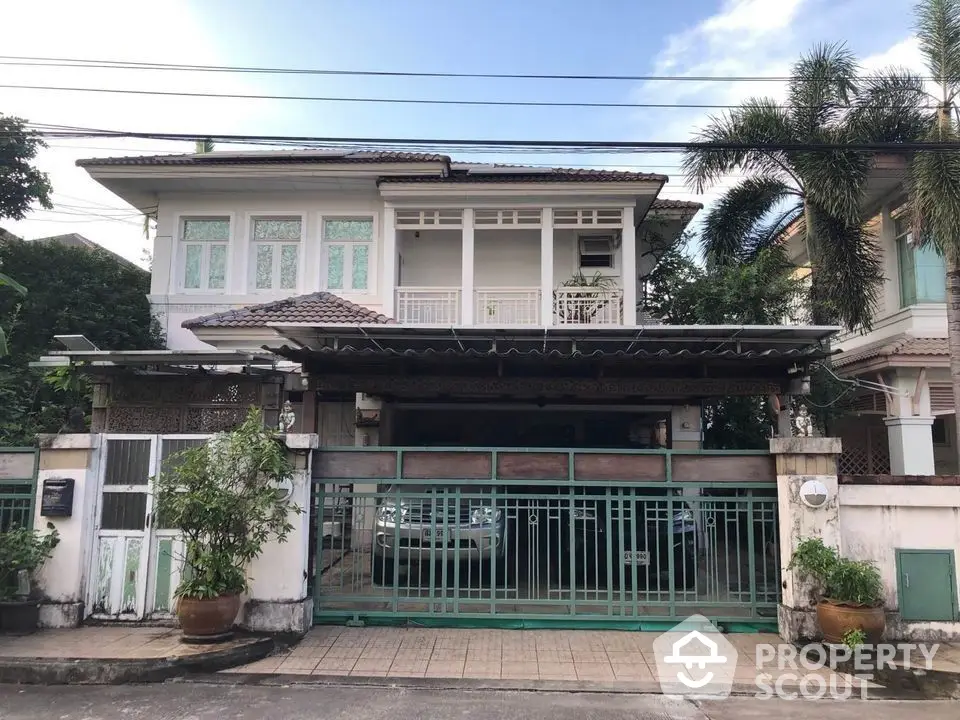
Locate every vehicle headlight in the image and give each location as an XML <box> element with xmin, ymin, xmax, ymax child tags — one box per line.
<box><xmin>673</xmin><ymin>509</ymin><xmax>695</xmax><ymax>523</ymax></box>
<box><xmin>470</xmin><ymin>507</ymin><xmax>501</xmax><ymax>525</ymax></box>
<box><xmin>572</xmin><ymin>508</ymin><xmax>596</xmax><ymax>520</ymax></box>
<box><xmin>377</xmin><ymin>503</ymin><xmax>408</xmax><ymax>522</ymax></box>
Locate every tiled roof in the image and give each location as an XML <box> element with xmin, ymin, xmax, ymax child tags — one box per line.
<box><xmin>78</xmin><ymin>150</ymin><xmax>449</xmax><ymax>168</ymax></box>
<box><xmin>834</xmin><ymin>334</ymin><xmax>949</xmax><ymax>368</ymax></box>
<box><xmin>379</xmin><ymin>168</ymin><xmax>668</xmax><ymax>183</ymax></box>
<box><xmin>183</xmin><ymin>292</ymin><xmax>393</xmax><ymax>329</ymax></box>
<box><xmin>651</xmin><ymin>198</ymin><xmax>703</xmax><ymax>210</ymax></box>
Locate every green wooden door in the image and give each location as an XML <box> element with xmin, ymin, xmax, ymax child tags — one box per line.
<box><xmin>896</xmin><ymin>550</ymin><xmax>958</xmax><ymax>622</ymax></box>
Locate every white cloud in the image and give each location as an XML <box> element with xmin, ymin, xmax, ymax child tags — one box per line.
<box><xmin>0</xmin><ymin>0</ymin><xmax>281</xmax><ymax>263</ymax></box>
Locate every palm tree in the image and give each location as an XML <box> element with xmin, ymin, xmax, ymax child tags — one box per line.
<box><xmin>682</xmin><ymin>44</ymin><xmax>895</xmax><ymax>329</ymax></box>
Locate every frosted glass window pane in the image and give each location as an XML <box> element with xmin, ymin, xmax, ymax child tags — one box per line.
<box><xmin>183</xmin><ymin>245</ymin><xmax>202</xmax><ymax>289</ymax></box>
<box><xmin>324</xmin><ymin>219</ymin><xmax>373</xmax><ymax>241</ymax></box>
<box><xmin>254</xmin><ymin>218</ymin><xmax>301</xmax><ymax>241</ymax></box>
<box><xmin>255</xmin><ymin>244</ymin><xmax>273</xmax><ymax>290</ymax></box>
<box><xmin>327</xmin><ymin>245</ymin><xmax>344</xmax><ymax>290</ymax></box>
<box><xmin>352</xmin><ymin>244</ymin><xmax>369</xmax><ymax>290</ymax></box>
<box><xmin>280</xmin><ymin>245</ymin><xmax>298</xmax><ymax>289</ymax></box>
<box><xmin>208</xmin><ymin>245</ymin><xmax>227</xmax><ymax>289</ymax></box>
<box><xmin>183</xmin><ymin>218</ymin><xmax>229</xmax><ymax>241</ymax></box>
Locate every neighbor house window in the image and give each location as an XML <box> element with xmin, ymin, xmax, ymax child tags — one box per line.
<box><xmin>322</xmin><ymin>218</ymin><xmax>372</xmax><ymax>292</ymax></box>
<box><xmin>250</xmin><ymin>217</ymin><xmax>301</xmax><ymax>291</ymax></box>
<box><xmin>180</xmin><ymin>217</ymin><xmax>229</xmax><ymax>291</ymax></box>
<box><xmin>578</xmin><ymin>235</ymin><xmax>614</xmax><ymax>269</ymax></box>
<box><xmin>896</xmin><ymin>215</ymin><xmax>946</xmax><ymax>307</ymax></box>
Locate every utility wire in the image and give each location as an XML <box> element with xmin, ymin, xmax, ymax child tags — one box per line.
<box><xmin>0</xmin><ymin>83</ymin><xmax>948</xmax><ymax>111</ymax></box>
<box><xmin>0</xmin><ymin>54</ymin><xmax>941</xmax><ymax>83</ymax></box>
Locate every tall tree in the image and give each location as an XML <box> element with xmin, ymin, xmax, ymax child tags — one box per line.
<box><xmin>0</xmin><ymin>115</ymin><xmax>52</xmax><ymax>220</ymax></box>
<box><xmin>681</xmin><ymin>45</ymin><xmax>893</xmax><ymax>329</ymax></box>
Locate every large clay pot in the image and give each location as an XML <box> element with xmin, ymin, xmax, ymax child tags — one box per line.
<box><xmin>0</xmin><ymin>600</ymin><xmax>40</xmax><ymax>634</ymax></box>
<box><xmin>176</xmin><ymin>594</ymin><xmax>241</xmax><ymax>643</ymax></box>
<box><xmin>816</xmin><ymin>598</ymin><xmax>885</xmax><ymax>644</ymax></box>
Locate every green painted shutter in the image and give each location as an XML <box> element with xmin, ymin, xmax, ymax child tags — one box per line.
<box><xmin>896</xmin><ymin>550</ymin><xmax>958</xmax><ymax>622</ymax></box>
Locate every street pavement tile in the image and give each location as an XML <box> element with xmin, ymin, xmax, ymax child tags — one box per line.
<box><xmin>500</xmin><ymin>661</ymin><xmax>539</xmax><ymax>679</ymax></box>
<box><xmin>314</xmin><ymin>657</ymin><xmax>358</xmax><ymax>673</ymax></box>
<box><xmin>537</xmin><ymin>663</ymin><xmax>578</xmax><ymax>680</ymax></box>
<box><xmin>425</xmin><ymin>659</ymin><xmax>464</xmax><ymax>678</ymax></box>
<box><xmin>462</xmin><ymin>662</ymin><xmax>501</xmax><ymax>678</ymax></box>
<box><xmin>276</xmin><ymin>658</ymin><xmax>320</xmax><ymax>675</ymax></box>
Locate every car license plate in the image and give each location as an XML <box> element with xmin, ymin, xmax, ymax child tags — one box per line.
<box><xmin>423</xmin><ymin>527</ymin><xmax>446</xmax><ymax>542</ymax></box>
<box><xmin>623</xmin><ymin>551</ymin><xmax>649</xmax><ymax>565</ymax></box>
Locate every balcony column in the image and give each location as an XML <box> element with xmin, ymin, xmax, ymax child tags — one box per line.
<box><xmin>621</xmin><ymin>205</ymin><xmax>637</xmax><ymax>325</ymax></box>
<box><xmin>461</xmin><ymin>208</ymin><xmax>475</xmax><ymax>325</ymax></box>
<box><xmin>382</xmin><ymin>206</ymin><xmax>397</xmax><ymax>318</ymax></box>
<box><xmin>540</xmin><ymin>208</ymin><xmax>554</xmax><ymax>326</ymax></box>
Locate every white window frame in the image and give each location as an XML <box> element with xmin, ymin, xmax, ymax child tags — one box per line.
<box><xmin>177</xmin><ymin>215</ymin><xmax>232</xmax><ymax>293</ymax></box>
<box><xmin>320</xmin><ymin>215</ymin><xmax>376</xmax><ymax>294</ymax></box>
<box><xmin>248</xmin><ymin>215</ymin><xmax>304</xmax><ymax>293</ymax></box>
<box><xmin>577</xmin><ymin>233</ymin><xmax>616</xmax><ymax>271</ymax></box>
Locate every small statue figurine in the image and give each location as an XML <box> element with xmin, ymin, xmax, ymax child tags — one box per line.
<box><xmin>794</xmin><ymin>404</ymin><xmax>814</xmax><ymax>437</ymax></box>
<box><xmin>278</xmin><ymin>400</ymin><xmax>297</xmax><ymax>433</ymax></box>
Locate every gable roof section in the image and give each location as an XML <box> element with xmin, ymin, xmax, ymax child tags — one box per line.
<box><xmin>834</xmin><ymin>333</ymin><xmax>949</xmax><ymax>372</ymax></box>
<box><xmin>378</xmin><ymin>167</ymin><xmax>667</xmax><ymax>184</ymax></box>
<box><xmin>77</xmin><ymin>150</ymin><xmax>449</xmax><ymax>167</ymax></box>
<box><xmin>183</xmin><ymin>292</ymin><xmax>393</xmax><ymax>329</ymax></box>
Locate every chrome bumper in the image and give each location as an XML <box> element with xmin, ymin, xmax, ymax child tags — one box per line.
<box><xmin>375</xmin><ymin>520</ymin><xmax>504</xmax><ymax>562</ymax></box>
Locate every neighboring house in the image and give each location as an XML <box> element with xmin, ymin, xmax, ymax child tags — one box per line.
<box><xmin>786</xmin><ymin>155</ymin><xmax>955</xmax><ymax>476</ymax></box>
<box><xmin>0</xmin><ymin>229</ymin><xmax>147</xmax><ymax>276</ymax></box>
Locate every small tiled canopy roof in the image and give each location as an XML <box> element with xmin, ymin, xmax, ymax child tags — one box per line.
<box><xmin>183</xmin><ymin>292</ymin><xmax>394</xmax><ymax>329</ymax></box>
<box><xmin>378</xmin><ymin>167</ymin><xmax>667</xmax><ymax>183</ymax></box>
<box><xmin>651</xmin><ymin>198</ymin><xmax>703</xmax><ymax>210</ymax></box>
<box><xmin>833</xmin><ymin>334</ymin><xmax>949</xmax><ymax>368</ymax></box>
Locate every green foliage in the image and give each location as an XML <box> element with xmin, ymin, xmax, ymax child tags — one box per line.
<box><xmin>0</xmin><ymin>115</ymin><xmax>52</xmax><ymax>222</ymax></box>
<box><xmin>0</xmin><ymin>240</ymin><xmax>163</xmax><ymax>443</ymax></box>
<box><xmin>0</xmin><ymin>270</ymin><xmax>27</xmax><ymax>356</ymax></box>
<box><xmin>0</xmin><ymin>523</ymin><xmax>59</xmax><ymax>600</ymax></box>
<box><xmin>789</xmin><ymin>537</ymin><xmax>884</xmax><ymax>607</ymax></box>
<box><xmin>154</xmin><ymin>409</ymin><xmax>299</xmax><ymax>599</ymax></box>
<box><xmin>841</xmin><ymin>627</ymin><xmax>867</xmax><ymax>650</ymax></box>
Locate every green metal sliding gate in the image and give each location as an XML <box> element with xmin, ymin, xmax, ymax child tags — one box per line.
<box><xmin>310</xmin><ymin>447</ymin><xmax>780</xmax><ymax>629</ymax></box>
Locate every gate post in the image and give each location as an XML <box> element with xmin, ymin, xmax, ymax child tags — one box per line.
<box><xmin>34</xmin><ymin>434</ymin><xmax>102</xmax><ymax>628</ymax></box>
<box><xmin>769</xmin><ymin>436</ymin><xmax>842</xmax><ymax>643</ymax></box>
<box><xmin>241</xmin><ymin>433</ymin><xmax>318</xmax><ymax>635</ymax></box>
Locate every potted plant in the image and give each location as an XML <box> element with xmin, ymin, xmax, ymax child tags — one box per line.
<box><xmin>0</xmin><ymin>523</ymin><xmax>60</xmax><ymax>633</ymax></box>
<box><xmin>154</xmin><ymin>408</ymin><xmax>297</xmax><ymax>642</ymax></box>
<box><xmin>788</xmin><ymin>537</ymin><xmax>885</xmax><ymax>644</ymax></box>
<box><xmin>554</xmin><ymin>271</ymin><xmax>620</xmax><ymax>324</ymax></box>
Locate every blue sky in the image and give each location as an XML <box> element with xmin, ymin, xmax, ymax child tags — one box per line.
<box><xmin>0</xmin><ymin>0</ymin><xmax>926</xmax><ymax>261</ymax></box>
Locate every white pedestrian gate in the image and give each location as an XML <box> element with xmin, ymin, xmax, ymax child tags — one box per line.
<box><xmin>87</xmin><ymin>435</ymin><xmax>208</xmax><ymax>620</ymax></box>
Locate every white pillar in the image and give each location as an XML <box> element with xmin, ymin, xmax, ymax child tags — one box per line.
<box><xmin>540</xmin><ymin>208</ymin><xmax>554</xmax><ymax>326</ymax></box>
<box><xmin>621</xmin><ymin>205</ymin><xmax>637</xmax><ymax>325</ymax></box>
<box><xmin>461</xmin><ymin>208</ymin><xmax>475</xmax><ymax>326</ymax></box>
<box><xmin>885</xmin><ymin>416</ymin><xmax>936</xmax><ymax>474</ymax></box>
<box><xmin>382</xmin><ymin>206</ymin><xmax>397</xmax><ymax>319</ymax></box>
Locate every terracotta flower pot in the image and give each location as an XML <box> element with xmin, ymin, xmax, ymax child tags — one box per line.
<box><xmin>816</xmin><ymin>598</ymin><xmax>885</xmax><ymax>644</ymax></box>
<box><xmin>176</xmin><ymin>594</ymin><xmax>241</xmax><ymax>643</ymax></box>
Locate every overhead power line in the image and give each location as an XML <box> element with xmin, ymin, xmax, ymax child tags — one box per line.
<box><xmin>0</xmin><ymin>83</ymin><xmax>946</xmax><ymax>111</ymax></box>
<box><xmin>0</xmin><ymin>54</ymin><xmax>940</xmax><ymax>83</ymax></box>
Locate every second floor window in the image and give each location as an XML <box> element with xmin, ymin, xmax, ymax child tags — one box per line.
<box><xmin>250</xmin><ymin>217</ymin><xmax>301</xmax><ymax>291</ymax></box>
<box><xmin>181</xmin><ymin>217</ymin><xmax>229</xmax><ymax>291</ymax></box>
<box><xmin>896</xmin><ymin>215</ymin><xmax>946</xmax><ymax>307</ymax></box>
<box><xmin>578</xmin><ymin>235</ymin><xmax>615</xmax><ymax>269</ymax></box>
<box><xmin>323</xmin><ymin>218</ymin><xmax>372</xmax><ymax>293</ymax></box>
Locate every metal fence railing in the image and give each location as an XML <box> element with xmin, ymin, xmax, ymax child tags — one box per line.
<box><xmin>311</xmin><ymin>477</ymin><xmax>780</xmax><ymax>626</ymax></box>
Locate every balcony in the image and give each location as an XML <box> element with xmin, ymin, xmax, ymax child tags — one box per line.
<box><xmin>395</xmin><ymin>287</ymin><xmax>623</xmax><ymax>326</ymax></box>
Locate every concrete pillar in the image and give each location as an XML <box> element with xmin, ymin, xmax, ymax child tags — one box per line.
<box><xmin>621</xmin><ymin>205</ymin><xmax>637</xmax><ymax>325</ymax></box>
<box><xmin>242</xmin><ymin>433</ymin><xmax>318</xmax><ymax>635</ymax></box>
<box><xmin>34</xmin><ymin>434</ymin><xmax>101</xmax><ymax>628</ymax></box>
<box><xmin>352</xmin><ymin>394</ymin><xmax>383</xmax><ymax>551</ymax></box>
<box><xmin>540</xmin><ymin>208</ymin><xmax>554</xmax><ymax>326</ymax></box>
<box><xmin>461</xmin><ymin>208</ymin><xmax>475</xmax><ymax>326</ymax></box>
<box><xmin>769</xmin><ymin>436</ymin><xmax>842</xmax><ymax>642</ymax></box>
<box><xmin>670</xmin><ymin>404</ymin><xmax>702</xmax><ymax>449</ymax></box>
<box><xmin>382</xmin><ymin>206</ymin><xmax>397</xmax><ymax>319</ymax></box>
<box><xmin>885</xmin><ymin>416</ymin><xmax>936</xmax><ymax>475</ymax></box>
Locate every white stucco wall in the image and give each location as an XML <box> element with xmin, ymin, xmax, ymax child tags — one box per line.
<box><xmin>398</xmin><ymin>229</ymin><xmax>462</xmax><ymax>286</ymax></box>
<box><xmin>840</xmin><ymin>483</ymin><xmax>960</xmax><ymax>635</ymax></box>
<box><xmin>474</xmin><ymin>229</ymin><xmax>541</xmax><ymax>287</ymax></box>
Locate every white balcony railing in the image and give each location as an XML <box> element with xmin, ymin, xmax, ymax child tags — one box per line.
<box><xmin>395</xmin><ymin>287</ymin><xmax>460</xmax><ymax>324</ymax></box>
<box><xmin>553</xmin><ymin>287</ymin><xmax>623</xmax><ymax>325</ymax></box>
<box><xmin>475</xmin><ymin>288</ymin><xmax>540</xmax><ymax>325</ymax></box>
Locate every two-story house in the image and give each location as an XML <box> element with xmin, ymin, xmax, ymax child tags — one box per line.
<box><xmin>787</xmin><ymin>155</ymin><xmax>956</xmax><ymax>478</ymax></box>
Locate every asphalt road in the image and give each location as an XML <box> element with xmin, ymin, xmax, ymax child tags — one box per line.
<box><xmin>0</xmin><ymin>683</ymin><xmax>955</xmax><ymax>719</ymax></box>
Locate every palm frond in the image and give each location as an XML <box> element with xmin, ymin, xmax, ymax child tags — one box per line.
<box><xmin>0</xmin><ymin>326</ymin><xmax>7</xmax><ymax>356</ymax></box>
<box><xmin>908</xmin><ymin>121</ymin><xmax>960</xmax><ymax>261</ymax></box>
<box><xmin>681</xmin><ymin>99</ymin><xmax>796</xmax><ymax>193</ymax></box>
<box><xmin>788</xmin><ymin>43</ymin><xmax>859</xmax><ymax>137</ymax></box>
<box><xmin>915</xmin><ymin>0</ymin><xmax>960</xmax><ymax>101</ymax></box>
<box><xmin>809</xmin><ymin>212</ymin><xmax>884</xmax><ymax>330</ymax></box>
<box><xmin>700</xmin><ymin>176</ymin><xmax>801</xmax><ymax>265</ymax></box>
<box><xmin>848</xmin><ymin>70</ymin><xmax>932</xmax><ymax>142</ymax></box>
<box><xmin>742</xmin><ymin>204</ymin><xmax>806</xmax><ymax>263</ymax></box>
<box><xmin>790</xmin><ymin>125</ymin><xmax>871</xmax><ymax>226</ymax></box>
<box><xmin>0</xmin><ymin>271</ymin><xmax>27</xmax><ymax>296</ymax></box>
